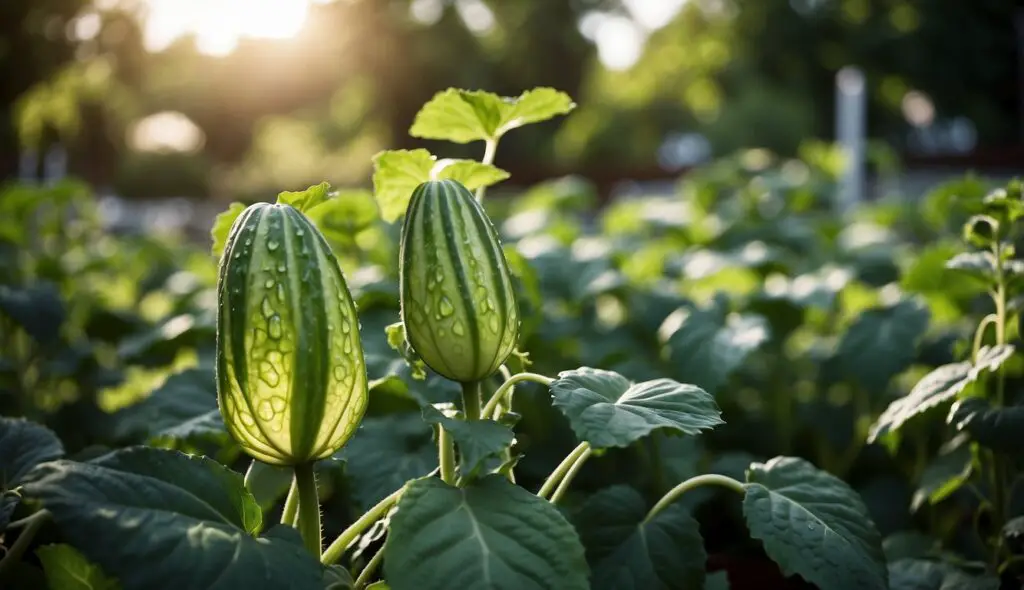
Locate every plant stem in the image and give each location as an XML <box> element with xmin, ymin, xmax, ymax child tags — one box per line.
<box><xmin>438</xmin><ymin>425</ymin><xmax>456</xmax><ymax>485</ymax></box>
<box><xmin>482</xmin><ymin>372</ymin><xmax>553</xmax><ymax>419</ymax></box>
<box><xmin>549</xmin><ymin>447</ymin><xmax>593</xmax><ymax>504</ymax></box>
<box><xmin>461</xmin><ymin>381</ymin><xmax>481</xmax><ymax>420</ymax></box>
<box><xmin>475</xmin><ymin>138</ymin><xmax>499</xmax><ymax>202</ymax></box>
<box><xmin>645</xmin><ymin>474</ymin><xmax>746</xmax><ymax>523</ymax></box>
<box><xmin>353</xmin><ymin>547</ymin><xmax>386</xmax><ymax>589</ymax></box>
<box><xmin>988</xmin><ymin>240</ymin><xmax>1009</xmax><ymax>569</ymax></box>
<box><xmin>538</xmin><ymin>441</ymin><xmax>591</xmax><ymax>500</ymax></box>
<box><xmin>294</xmin><ymin>462</ymin><xmax>321</xmax><ymax>557</ymax></box>
<box><xmin>972</xmin><ymin>314</ymin><xmax>998</xmax><ymax>360</ymax></box>
<box><xmin>0</xmin><ymin>509</ymin><xmax>47</xmax><ymax>579</ymax></box>
<box><xmin>281</xmin><ymin>477</ymin><xmax>300</xmax><ymax>526</ymax></box>
<box><xmin>322</xmin><ymin>486</ymin><xmax>405</xmax><ymax>565</ymax></box>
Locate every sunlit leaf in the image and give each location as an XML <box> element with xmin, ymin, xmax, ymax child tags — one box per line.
<box><xmin>36</xmin><ymin>544</ymin><xmax>120</xmax><ymax>590</ymax></box>
<box><xmin>277</xmin><ymin>181</ymin><xmax>331</xmax><ymax>213</ymax></box>
<box><xmin>211</xmin><ymin>202</ymin><xmax>246</xmax><ymax>258</ymax></box>
<box><xmin>0</xmin><ymin>417</ymin><xmax>64</xmax><ymax>529</ymax></box>
<box><xmin>837</xmin><ymin>299</ymin><xmax>930</xmax><ymax>393</ymax></box>
<box><xmin>910</xmin><ymin>442</ymin><xmax>973</xmax><ymax>511</ymax></box>
<box><xmin>409</xmin><ymin>87</ymin><xmax>575</xmax><ymax>143</ymax></box>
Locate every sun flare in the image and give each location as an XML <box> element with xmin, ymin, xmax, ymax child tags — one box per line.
<box><xmin>141</xmin><ymin>0</ymin><xmax>315</xmax><ymax>56</ymax></box>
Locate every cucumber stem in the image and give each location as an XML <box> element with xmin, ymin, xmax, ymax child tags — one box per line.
<box><xmin>644</xmin><ymin>474</ymin><xmax>746</xmax><ymax>523</ymax></box>
<box><xmin>322</xmin><ymin>485</ymin><xmax>405</xmax><ymax>565</ymax></box>
<box><xmin>294</xmin><ymin>462</ymin><xmax>322</xmax><ymax>557</ymax></box>
<box><xmin>439</xmin><ymin>425</ymin><xmax>456</xmax><ymax>485</ymax></box>
<box><xmin>549</xmin><ymin>446</ymin><xmax>593</xmax><ymax>504</ymax></box>
<box><xmin>281</xmin><ymin>477</ymin><xmax>300</xmax><ymax>526</ymax></box>
<box><xmin>461</xmin><ymin>381</ymin><xmax>482</xmax><ymax>420</ymax></box>
<box><xmin>538</xmin><ymin>441</ymin><xmax>590</xmax><ymax>500</ymax></box>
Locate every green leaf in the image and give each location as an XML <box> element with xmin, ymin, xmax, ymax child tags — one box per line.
<box><xmin>371</xmin><ymin>149</ymin><xmax>508</xmax><ymax>222</ymax></box>
<box><xmin>409</xmin><ymin>87</ymin><xmax>575</xmax><ymax>143</ymax></box>
<box><xmin>947</xmin><ymin>397</ymin><xmax>1024</xmax><ymax>453</ymax></box>
<box><xmin>657</xmin><ymin>299</ymin><xmax>769</xmax><ymax>394</ymax></box>
<box><xmin>574</xmin><ymin>485</ymin><xmax>706</xmax><ymax>590</ymax></box>
<box><xmin>550</xmin><ymin>367</ymin><xmax>723</xmax><ymax>449</ymax></box>
<box><xmin>323</xmin><ymin>565</ymin><xmax>355</xmax><ymax>590</ymax></box>
<box><xmin>945</xmin><ymin>251</ymin><xmax>997</xmax><ymax>283</ymax></box>
<box><xmin>111</xmin><ymin>368</ymin><xmax>224</xmax><ymax>446</ymax></box>
<box><xmin>838</xmin><ymin>300</ymin><xmax>930</xmax><ymax>393</ymax></box>
<box><xmin>306</xmin><ymin>189</ymin><xmax>380</xmax><ymax>241</ymax></box>
<box><xmin>0</xmin><ymin>417</ymin><xmax>64</xmax><ymax>529</ymax></box>
<box><xmin>911</xmin><ymin>443</ymin><xmax>973</xmax><ymax>511</ymax></box>
<box><xmin>743</xmin><ymin>456</ymin><xmax>887</xmax><ymax>590</ymax></box>
<box><xmin>882</xmin><ymin>531</ymin><xmax>940</xmax><ymax>562</ymax></box>
<box><xmin>962</xmin><ymin>215</ymin><xmax>998</xmax><ymax>248</ymax></box>
<box><xmin>335</xmin><ymin>414</ymin><xmax>437</xmax><ymax>510</ymax></box>
<box><xmin>421</xmin><ymin>406</ymin><xmax>513</xmax><ymax>478</ymax></box>
<box><xmin>36</xmin><ymin>544</ymin><xmax>120</xmax><ymax>590</ymax></box>
<box><xmin>0</xmin><ymin>282</ymin><xmax>66</xmax><ymax>345</ymax></box>
<box><xmin>211</xmin><ymin>202</ymin><xmax>246</xmax><ymax>258</ymax></box>
<box><xmin>868</xmin><ymin>345</ymin><xmax>1013</xmax><ymax>444</ymax></box>
<box><xmin>887</xmin><ymin>559</ymin><xmax>998</xmax><ymax>590</ymax></box>
<box><xmin>244</xmin><ymin>459</ymin><xmax>294</xmax><ymax>511</ymax></box>
<box><xmin>277</xmin><ymin>181</ymin><xmax>331</xmax><ymax>213</ymax></box>
<box><xmin>384</xmin><ymin>322</ymin><xmax>427</xmax><ymax>381</ymax></box>
<box><xmin>705</xmin><ymin>571</ymin><xmax>730</xmax><ymax>590</ymax></box>
<box><xmin>383</xmin><ymin>475</ymin><xmax>589</xmax><ymax>590</ymax></box>
<box><xmin>21</xmin><ymin>447</ymin><xmax>321</xmax><ymax>589</ymax></box>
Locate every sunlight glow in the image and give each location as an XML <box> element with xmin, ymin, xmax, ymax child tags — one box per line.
<box><xmin>141</xmin><ymin>0</ymin><xmax>312</xmax><ymax>56</ymax></box>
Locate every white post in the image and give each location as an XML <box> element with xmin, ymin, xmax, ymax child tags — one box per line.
<box><xmin>835</xmin><ymin>66</ymin><xmax>866</xmax><ymax>213</ymax></box>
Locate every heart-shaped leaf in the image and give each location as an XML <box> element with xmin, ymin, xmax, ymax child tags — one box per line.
<box><xmin>550</xmin><ymin>367</ymin><xmax>723</xmax><ymax>449</ymax></box>
<box><xmin>383</xmin><ymin>475</ymin><xmax>589</xmax><ymax>590</ymax></box>
<box><xmin>409</xmin><ymin>88</ymin><xmax>575</xmax><ymax>144</ymax></box>
<box><xmin>0</xmin><ymin>417</ymin><xmax>64</xmax><ymax>529</ymax></box>
<box><xmin>21</xmin><ymin>447</ymin><xmax>321</xmax><ymax>590</ymax></box>
<box><xmin>111</xmin><ymin>368</ymin><xmax>224</xmax><ymax>446</ymax></box>
<box><xmin>657</xmin><ymin>301</ymin><xmax>769</xmax><ymax>395</ymax></box>
<box><xmin>868</xmin><ymin>345</ymin><xmax>1013</xmax><ymax>444</ymax></box>
<box><xmin>838</xmin><ymin>300</ymin><xmax>930</xmax><ymax>393</ymax></box>
<box><xmin>743</xmin><ymin>456</ymin><xmax>887</xmax><ymax>590</ymax></box>
<box><xmin>36</xmin><ymin>544</ymin><xmax>120</xmax><ymax>590</ymax></box>
<box><xmin>574</xmin><ymin>485</ymin><xmax>706</xmax><ymax>590</ymax></box>
<box><xmin>371</xmin><ymin>149</ymin><xmax>508</xmax><ymax>222</ymax></box>
<box><xmin>277</xmin><ymin>181</ymin><xmax>331</xmax><ymax>213</ymax></box>
<box><xmin>421</xmin><ymin>406</ymin><xmax>513</xmax><ymax>478</ymax></box>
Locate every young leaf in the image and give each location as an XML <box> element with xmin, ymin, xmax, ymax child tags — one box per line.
<box><xmin>947</xmin><ymin>397</ymin><xmax>1024</xmax><ymax>453</ymax></box>
<box><xmin>657</xmin><ymin>301</ymin><xmax>769</xmax><ymax>395</ymax></box>
<box><xmin>574</xmin><ymin>485</ymin><xmax>706</xmax><ymax>590</ymax></box>
<box><xmin>371</xmin><ymin>150</ymin><xmax>508</xmax><ymax>222</ymax></box>
<box><xmin>305</xmin><ymin>189</ymin><xmax>379</xmax><ymax>241</ymax></box>
<box><xmin>20</xmin><ymin>448</ymin><xmax>322</xmax><ymax>590</ymax></box>
<box><xmin>868</xmin><ymin>345</ymin><xmax>1013</xmax><ymax>444</ymax></box>
<box><xmin>36</xmin><ymin>544</ymin><xmax>120</xmax><ymax>590</ymax></box>
<box><xmin>550</xmin><ymin>367</ymin><xmax>723</xmax><ymax>449</ymax></box>
<box><xmin>421</xmin><ymin>405</ymin><xmax>513</xmax><ymax>478</ymax></box>
<box><xmin>211</xmin><ymin>202</ymin><xmax>246</xmax><ymax>258</ymax></box>
<box><xmin>0</xmin><ymin>417</ymin><xmax>64</xmax><ymax>529</ymax></box>
<box><xmin>383</xmin><ymin>475</ymin><xmax>589</xmax><ymax>590</ymax></box>
<box><xmin>910</xmin><ymin>443</ymin><xmax>973</xmax><ymax>511</ymax></box>
<box><xmin>276</xmin><ymin>181</ymin><xmax>331</xmax><ymax>213</ymax></box>
<box><xmin>743</xmin><ymin>457</ymin><xmax>887</xmax><ymax>590</ymax></box>
<box><xmin>837</xmin><ymin>299</ymin><xmax>930</xmax><ymax>393</ymax></box>
<box><xmin>409</xmin><ymin>88</ymin><xmax>575</xmax><ymax>144</ymax></box>
<box><xmin>333</xmin><ymin>414</ymin><xmax>437</xmax><ymax>510</ymax></box>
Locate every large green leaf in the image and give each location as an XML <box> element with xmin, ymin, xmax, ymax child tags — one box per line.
<box><xmin>36</xmin><ymin>544</ymin><xmax>120</xmax><ymax>590</ymax></box>
<box><xmin>335</xmin><ymin>414</ymin><xmax>437</xmax><ymax>510</ymax></box>
<box><xmin>371</xmin><ymin>149</ymin><xmax>508</xmax><ymax>222</ymax></box>
<box><xmin>0</xmin><ymin>282</ymin><xmax>66</xmax><ymax>345</ymax></box>
<box><xmin>421</xmin><ymin>406</ymin><xmax>513</xmax><ymax>478</ymax></box>
<box><xmin>306</xmin><ymin>189</ymin><xmax>380</xmax><ymax>242</ymax></box>
<box><xmin>838</xmin><ymin>300</ymin><xmax>930</xmax><ymax>393</ymax></box>
<box><xmin>910</xmin><ymin>442</ymin><xmax>973</xmax><ymax>511</ymax></box>
<box><xmin>868</xmin><ymin>345</ymin><xmax>1013</xmax><ymax>444</ymax></box>
<box><xmin>947</xmin><ymin>397</ymin><xmax>1024</xmax><ymax>453</ymax></box>
<box><xmin>383</xmin><ymin>475</ymin><xmax>589</xmax><ymax>590</ymax></box>
<box><xmin>550</xmin><ymin>367</ymin><xmax>723</xmax><ymax>449</ymax></box>
<box><xmin>657</xmin><ymin>300</ymin><xmax>769</xmax><ymax>395</ymax></box>
<box><xmin>409</xmin><ymin>88</ymin><xmax>575</xmax><ymax>143</ymax></box>
<box><xmin>21</xmin><ymin>447</ymin><xmax>321</xmax><ymax>590</ymax></box>
<box><xmin>277</xmin><ymin>181</ymin><xmax>331</xmax><ymax>213</ymax></box>
<box><xmin>111</xmin><ymin>368</ymin><xmax>224</xmax><ymax>446</ymax></box>
<box><xmin>574</xmin><ymin>485</ymin><xmax>705</xmax><ymax>590</ymax></box>
<box><xmin>0</xmin><ymin>417</ymin><xmax>64</xmax><ymax>529</ymax></box>
<box><xmin>743</xmin><ymin>457</ymin><xmax>887</xmax><ymax>590</ymax></box>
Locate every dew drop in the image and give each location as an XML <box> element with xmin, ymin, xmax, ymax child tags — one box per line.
<box><xmin>271</xmin><ymin>396</ymin><xmax>287</xmax><ymax>412</ymax></box>
<box><xmin>488</xmin><ymin>315</ymin><xmax>499</xmax><ymax>334</ymax></box>
<box><xmin>437</xmin><ymin>328</ymin><xmax>446</xmax><ymax>337</ymax></box>
<box><xmin>438</xmin><ymin>296</ymin><xmax>455</xmax><ymax>317</ymax></box>
<box><xmin>452</xmin><ymin>321</ymin><xmax>466</xmax><ymax>336</ymax></box>
<box><xmin>277</xmin><ymin>283</ymin><xmax>286</xmax><ymax>302</ymax></box>
<box><xmin>264</xmin><ymin>278</ymin><xmax>275</xmax><ymax>289</ymax></box>
<box><xmin>261</xmin><ymin>297</ymin><xmax>274</xmax><ymax>318</ymax></box>
<box><xmin>269</xmin><ymin>315</ymin><xmax>283</xmax><ymax>339</ymax></box>
<box><xmin>278</xmin><ymin>263</ymin><xmax>287</xmax><ymax>272</ymax></box>
<box><xmin>296</xmin><ymin>228</ymin><xmax>305</xmax><ymax>237</ymax></box>
<box><xmin>267</xmin><ymin>240</ymin><xmax>280</xmax><ymax>251</ymax></box>
<box><xmin>333</xmin><ymin>366</ymin><xmax>347</xmax><ymax>381</ymax></box>
<box><xmin>343</xmin><ymin>339</ymin><xmax>352</xmax><ymax>354</ymax></box>
<box><xmin>341</xmin><ymin>321</ymin><xmax>351</xmax><ymax>334</ymax></box>
<box><xmin>257</xmin><ymin>400</ymin><xmax>274</xmax><ymax>420</ymax></box>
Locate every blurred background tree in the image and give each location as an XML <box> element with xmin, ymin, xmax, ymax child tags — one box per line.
<box><xmin>2</xmin><ymin>0</ymin><xmax>1021</xmax><ymax>201</ymax></box>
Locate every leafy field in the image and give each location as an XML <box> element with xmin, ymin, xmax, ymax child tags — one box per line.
<box><xmin>1</xmin><ymin>87</ymin><xmax>1021</xmax><ymax>590</ymax></box>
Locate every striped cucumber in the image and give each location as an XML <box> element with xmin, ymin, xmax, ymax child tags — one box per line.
<box><xmin>216</xmin><ymin>202</ymin><xmax>367</xmax><ymax>466</ymax></box>
<box><xmin>399</xmin><ymin>179</ymin><xmax>519</xmax><ymax>383</ymax></box>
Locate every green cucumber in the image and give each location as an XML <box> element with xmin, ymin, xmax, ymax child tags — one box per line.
<box><xmin>216</xmin><ymin>202</ymin><xmax>367</xmax><ymax>465</ymax></box>
<box><xmin>399</xmin><ymin>179</ymin><xmax>520</xmax><ymax>383</ymax></box>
